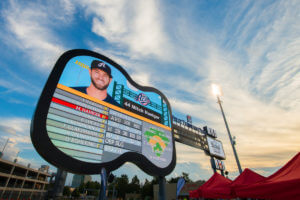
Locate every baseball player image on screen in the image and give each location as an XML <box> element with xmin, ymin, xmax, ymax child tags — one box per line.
<box><xmin>72</xmin><ymin>60</ymin><xmax>120</xmax><ymax>107</ymax></box>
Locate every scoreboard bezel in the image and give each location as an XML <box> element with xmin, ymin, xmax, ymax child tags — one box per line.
<box><xmin>30</xmin><ymin>49</ymin><xmax>176</xmax><ymax>176</ymax></box>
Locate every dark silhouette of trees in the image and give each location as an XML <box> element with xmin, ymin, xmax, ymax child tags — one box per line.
<box><xmin>71</xmin><ymin>188</ymin><xmax>80</xmax><ymax>197</ymax></box>
<box><xmin>63</xmin><ymin>186</ymin><xmax>71</xmax><ymax>196</ymax></box>
<box><xmin>70</xmin><ymin>173</ymin><xmax>197</xmax><ymax>199</ymax></box>
<box><xmin>168</xmin><ymin>172</ymin><xmax>192</xmax><ymax>183</ymax></box>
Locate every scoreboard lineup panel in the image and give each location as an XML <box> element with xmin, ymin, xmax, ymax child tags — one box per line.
<box><xmin>46</xmin><ymin>83</ymin><xmax>172</xmax><ymax>166</ymax></box>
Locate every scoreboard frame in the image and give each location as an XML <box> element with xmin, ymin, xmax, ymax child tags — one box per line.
<box><xmin>30</xmin><ymin>49</ymin><xmax>176</xmax><ymax>176</ymax></box>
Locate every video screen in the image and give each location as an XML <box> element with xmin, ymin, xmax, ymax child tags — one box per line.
<box><xmin>46</xmin><ymin>56</ymin><xmax>173</xmax><ymax>168</ymax></box>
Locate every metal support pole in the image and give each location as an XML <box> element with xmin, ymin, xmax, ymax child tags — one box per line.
<box><xmin>217</xmin><ymin>96</ymin><xmax>243</xmax><ymax>174</ymax></box>
<box><xmin>98</xmin><ymin>168</ymin><xmax>107</xmax><ymax>200</ymax></box>
<box><xmin>158</xmin><ymin>176</ymin><xmax>166</xmax><ymax>200</ymax></box>
<box><xmin>0</xmin><ymin>161</ymin><xmax>15</xmax><ymax>199</ymax></box>
<box><xmin>0</xmin><ymin>138</ymin><xmax>9</xmax><ymax>158</ymax></box>
<box><xmin>8</xmin><ymin>178</ymin><xmax>18</xmax><ymax>200</ymax></box>
<box><xmin>210</xmin><ymin>156</ymin><xmax>216</xmax><ymax>173</ymax></box>
<box><xmin>17</xmin><ymin>167</ymin><xmax>29</xmax><ymax>199</ymax></box>
<box><xmin>112</xmin><ymin>184</ymin><xmax>116</xmax><ymax>200</ymax></box>
<box><xmin>221</xmin><ymin>170</ymin><xmax>225</xmax><ymax>177</ymax></box>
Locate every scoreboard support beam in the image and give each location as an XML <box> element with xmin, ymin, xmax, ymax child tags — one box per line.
<box><xmin>98</xmin><ymin>168</ymin><xmax>107</xmax><ymax>200</ymax></box>
<box><xmin>158</xmin><ymin>176</ymin><xmax>166</xmax><ymax>200</ymax></box>
<box><xmin>210</xmin><ymin>156</ymin><xmax>217</xmax><ymax>174</ymax></box>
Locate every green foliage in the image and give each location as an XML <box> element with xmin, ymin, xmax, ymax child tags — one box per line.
<box><xmin>168</xmin><ymin>172</ymin><xmax>192</xmax><ymax>183</ymax></box>
<box><xmin>70</xmin><ymin>173</ymin><xmax>194</xmax><ymax>200</ymax></box>
<box><xmin>107</xmin><ymin>174</ymin><xmax>143</xmax><ymax>199</ymax></box>
<box><xmin>141</xmin><ymin>179</ymin><xmax>153</xmax><ymax>199</ymax></box>
<box><xmin>114</xmin><ymin>174</ymin><xmax>130</xmax><ymax>199</ymax></box>
<box><xmin>71</xmin><ymin>188</ymin><xmax>80</xmax><ymax>197</ymax></box>
<box><xmin>76</xmin><ymin>181</ymin><xmax>101</xmax><ymax>196</ymax></box>
<box><xmin>182</xmin><ymin>172</ymin><xmax>192</xmax><ymax>182</ymax></box>
<box><xmin>78</xmin><ymin>182</ymin><xmax>85</xmax><ymax>193</ymax></box>
<box><xmin>168</xmin><ymin>177</ymin><xmax>179</xmax><ymax>183</ymax></box>
<box><xmin>128</xmin><ymin>175</ymin><xmax>141</xmax><ymax>194</ymax></box>
<box><xmin>85</xmin><ymin>181</ymin><xmax>101</xmax><ymax>196</ymax></box>
<box><xmin>63</xmin><ymin>186</ymin><xmax>71</xmax><ymax>196</ymax></box>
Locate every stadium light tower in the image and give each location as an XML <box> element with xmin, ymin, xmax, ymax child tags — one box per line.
<box><xmin>212</xmin><ymin>84</ymin><xmax>243</xmax><ymax>174</ymax></box>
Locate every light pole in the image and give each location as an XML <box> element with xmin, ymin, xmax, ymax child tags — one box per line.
<box><xmin>0</xmin><ymin>138</ymin><xmax>10</xmax><ymax>158</ymax></box>
<box><xmin>212</xmin><ymin>84</ymin><xmax>243</xmax><ymax>174</ymax></box>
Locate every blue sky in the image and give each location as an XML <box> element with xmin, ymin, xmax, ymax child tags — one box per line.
<box><xmin>0</xmin><ymin>0</ymin><xmax>299</xmax><ymax>184</ymax></box>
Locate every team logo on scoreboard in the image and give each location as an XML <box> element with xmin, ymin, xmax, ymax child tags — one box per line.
<box><xmin>135</xmin><ymin>93</ymin><xmax>150</xmax><ymax>106</ymax></box>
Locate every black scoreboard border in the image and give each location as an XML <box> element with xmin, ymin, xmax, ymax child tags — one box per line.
<box><xmin>30</xmin><ymin>49</ymin><xmax>176</xmax><ymax>176</ymax></box>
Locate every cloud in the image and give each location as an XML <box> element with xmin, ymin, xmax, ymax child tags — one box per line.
<box><xmin>0</xmin><ymin>117</ymin><xmax>52</xmax><ymax>170</ymax></box>
<box><xmin>220</xmin><ymin>0</ymin><xmax>300</xmax><ymax>109</ymax></box>
<box><xmin>0</xmin><ymin>0</ymin><xmax>298</xmax><ymax>180</ymax></box>
<box><xmin>1</xmin><ymin>0</ymin><xmax>72</xmax><ymax>71</ymax></box>
<box><xmin>0</xmin><ymin>117</ymin><xmax>32</xmax><ymax>160</ymax></box>
<box><xmin>80</xmin><ymin>0</ymin><xmax>173</xmax><ymax>60</ymax></box>
<box><xmin>0</xmin><ymin>75</ymin><xmax>40</xmax><ymax>97</ymax></box>
<box><xmin>161</xmin><ymin>0</ymin><xmax>300</xmax><ymax>175</ymax></box>
<box><xmin>84</xmin><ymin>0</ymin><xmax>300</xmax><ymax>177</ymax></box>
<box><xmin>90</xmin><ymin>0</ymin><xmax>299</xmax><ymax>177</ymax></box>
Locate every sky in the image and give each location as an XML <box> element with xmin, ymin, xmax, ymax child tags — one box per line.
<box><xmin>0</xmin><ymin>0</ymin><xmax>299</xmax><ymax>185</ymax></box>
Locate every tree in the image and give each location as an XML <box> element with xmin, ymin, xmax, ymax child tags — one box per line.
<box><xmin>63</xmin><ymin>186</ymin><xmax>71</xmax><ymax>196</ymax></box>
<box><xmin>168</xmin><ymin>172</ymin><xmax>192</xmax><ymax>183</ymax></box>
<box><xmin>141</xmin><ymin>176</ymin><xmax>161</xmax><ymax>199</ymax></box>
<box><xmin>128</xmin><ymin>175</ymin><xmax>141</xmax><ymax>194</ymax></box>
<box><xmin>182</xmin><ymin>172</ymin><xmax>192</xmax><ymax>182</ymax></box>
<box><xmin>71</xmin><ymin>188</ymin><xmax>80</xmax><ymax>197</ymax></box>
<box><xmin>141</xmin><ymin>179</ymin><xmax>153</xmax><ymax>199</ymax></box>
<box><xmin>131</xmin><ymin>175</ymin><xmax>140</xmax><ymax>185</ymax></box>
<box><xmin>78</xmin><ymin>182</ymin><xmax>85</xmax><ymax>193</ymax></box>
<box><xmin>85</xmin><ymin>181</ymin><xmax>100</xmax><ymax>196</ymax></box>
<box><xmin>168</xmin><ymin>177</ymin><xmax>180</xmax><ymax>183</ymax></box>
<box><xmin>115</xmin><ymin>174</ymin><xmax>129</xmax><ymax>199</ymax></box>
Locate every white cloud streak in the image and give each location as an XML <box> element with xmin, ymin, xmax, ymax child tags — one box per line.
<box><xmin>1</xmin><ymin>0</ymin><xmax>73</xmax><ymax>71</ymax></box>
<box><xmin>0</xmin><ymin>117</ymin><xmax>32</xmax><ymax>162</ymax></box>
<box><xmin>81</xmin><ymin>0</ymin><xmax>173</xmax><ymax>60</ymax></box>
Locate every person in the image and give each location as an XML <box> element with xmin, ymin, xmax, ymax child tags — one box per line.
<box><xmin>72</xmin><ymin>60</ymin><xmax>120</xmax><ymax>107</ymax></box>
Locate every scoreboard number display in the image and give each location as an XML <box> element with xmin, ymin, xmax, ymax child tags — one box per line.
<box><xmin>31</xmin><ymin>49</ymin><xmax>176</xmax><ymax>176</ymax></box>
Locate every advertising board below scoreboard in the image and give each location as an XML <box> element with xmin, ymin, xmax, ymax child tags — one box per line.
<box><xmin>30</xmin><ymin>49</ymin><xmax>176</xmax><ymax>176</ymax></box>
<box><xmin>207</xmin><ymin>136</ymin><xmax>225</xmax><ymax>160</ymax></box>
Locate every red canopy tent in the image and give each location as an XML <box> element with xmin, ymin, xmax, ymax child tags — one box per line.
<box><xmin>189</xmin><ymin>172</ymin><xmax>220</xmax><ymax>198</ymax></box>
<box><xmin>189</xmin><ymin>175</ymin><xmax>213</xmax><ymax>198</ymax></box>
<box><xmin>188</xmin><ymin>189</ymin><xmax>199</xmax><ymax>198</ymax></box>
<box><xmin>189</xmin><ymin>173</ymin><xmax>231</xmax><ymax>199</ymax></box>
<box><xmin>201</xmin><ymin>172</ymin><xmax>233</xmax><ymax>199</ymax></box>
<box><xmin>236</xmin><ymin>152</ymin><xmax>300</xmax><ymax>199</ymax></box>
<box><xmin>231</xmin><ymin>168</ymin><xmax>266</xmax><ymax>197</ymax></box>
<box><xmin>189</xmin><ymin>172</ymin><xmax>233</xmax><ymax>199</ymax></box>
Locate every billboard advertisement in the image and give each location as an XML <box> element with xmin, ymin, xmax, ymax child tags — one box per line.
<box><xmin>212</xmin><ymin>158</ymin><xmax>225</xmax><ymax>170</ymax></box>
<box><xmin>207</xmin><ymin>136</ymin><xmax>225</xmax><ymax>160</ymax></box>
<box><xmin>31</xmin><ymin>49</ymin><xmax>175</xmax><ymax>176</ymax></box>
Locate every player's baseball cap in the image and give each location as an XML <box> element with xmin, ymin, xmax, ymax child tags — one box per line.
<box><xmin>91</xmin><ymin>60</ymin><xmax>112</xmax><ymax>78</ymax></box>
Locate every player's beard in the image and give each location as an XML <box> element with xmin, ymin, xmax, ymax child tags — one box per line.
<box><xmin>91</xmin><ymin>78</ymin><xmax>109</xmax><ymax>90</ymax></box>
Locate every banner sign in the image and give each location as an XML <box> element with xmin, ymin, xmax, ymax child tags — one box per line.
<box><xmin>31</xmin><ymin>49</ymin><xmax>175</xmax><ymax>176</ymax></box>
<box><xmin>213</xmin><ymin>158</ymin><xmax>225</xmax><ymax>170</ymax></box>
<box><xmin>207</xmin><ymin>136</ymin><xmax>225</xmax><ymax>159</ymax></box>
<box><xmin>186</xmin><ymin>115</ymin><xmax>192</xmax><ymax>124</ymax></box>
<box><xmin>176</xmin><ymin>177</ymin><xmax>185</xmax><ymax>197</ymax></box>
